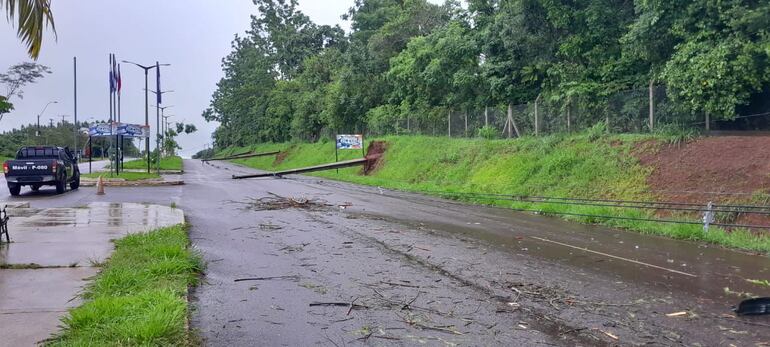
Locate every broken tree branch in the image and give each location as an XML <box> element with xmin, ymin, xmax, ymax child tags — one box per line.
<box><xmin>381</xmin><ymin>281</ymin><xmax>420</xmax><ymax>288</ymax></box>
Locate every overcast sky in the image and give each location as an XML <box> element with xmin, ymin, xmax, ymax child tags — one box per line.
<box><xmin>0</xmin><ymin>1</ymin><xmax>426</xmax><ymax>157</ymax></box>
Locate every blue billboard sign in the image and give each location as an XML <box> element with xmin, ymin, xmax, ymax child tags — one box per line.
<box><xmin>88</xmin><ymin>122</ymin><xmax>149</xmax><ymax>138</ymax></box>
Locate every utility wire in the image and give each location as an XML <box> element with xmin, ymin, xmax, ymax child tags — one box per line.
<box><xmin>285</xmin><ymin>177</ymin><xmax>770</xmax><ymax>230</ymax></box>
<box><xmin>504</xmin><ymin>207</ymin><xmax>770</xmax><ymax>230</ymax></box>
<box><xmin>421</xmin><ymin>190</ymin><xmax>770</xmax><ymax>211</ymax></box>
<box><xmin>483</xmin><ymin>196</ymin><xmax>770</xmax><ymax>215</ymax></box>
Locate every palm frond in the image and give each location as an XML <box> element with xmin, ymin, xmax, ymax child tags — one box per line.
<box><xmin>1</xmin><ymin>0</ymin><xmax>56</xmax><ymax>59</ymax></box>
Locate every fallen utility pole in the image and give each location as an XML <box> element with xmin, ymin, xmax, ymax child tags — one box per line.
<box><xmin>222</xmin><ymin>150</ymin><xmax>252</xmax><ymax>158</ymax></box>
<box><xmin>232</xmin><ymin>156</ymin><xmax>378</xmax><ymax>179</ymax></box>
<box><xmin>204</xmin><ymin>150</ymin><xmax>280</xmax><ymax>162</ymax></box>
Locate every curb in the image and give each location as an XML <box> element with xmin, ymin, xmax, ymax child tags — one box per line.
<box><xmin>81</xmin><ymin>179</ymin><xmax>184</xmax><ymax>187</ymax></box>
<box><xmin>121</xmin><ymin>169</ymin><xmax>184</xmax><ymax>174</ymax></box>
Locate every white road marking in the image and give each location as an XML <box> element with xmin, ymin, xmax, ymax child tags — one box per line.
<box><xmin>530</xmin><ymin>236</ymin><xmax>698</xmax><ymax>278</ymax></box>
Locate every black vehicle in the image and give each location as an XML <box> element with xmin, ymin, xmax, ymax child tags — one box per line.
<box><xmin>3</xmin><ymin>146</ymin><xmax>80</xmax><ymax>196</ymax></box>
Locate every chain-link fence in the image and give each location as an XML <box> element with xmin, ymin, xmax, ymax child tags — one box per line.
<box><xmin>358</xmin><ymin>86</ymin><xmax>770</xmax><ymax>139</ymax></box>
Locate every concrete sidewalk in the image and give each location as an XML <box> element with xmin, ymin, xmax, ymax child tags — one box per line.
<box><xmin>0</xmin><ymin>202</ymin><xmax>183</xmax><ymax>346</ymax></box>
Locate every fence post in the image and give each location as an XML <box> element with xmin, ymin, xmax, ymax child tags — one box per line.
<box><xmin>464</xmin><ymin>111</ymin><xmax>468</xmax><ymax>136</ymax></box>
<box><xmin>484</xmin><ymin>106</ymin><xmax>489</xmax><ymax>127</ymax></box>
<box><xmin>649</xmin><ymin>79</ymin><xmax>654</xmax><ymax>131</ymax></box>
<box><xmin>448</xmin><ymin>109</ymin><xmax>451</xmax><ymax>137</ymax></box>
<box><xmin>534</xmin><ymin>95</ymin><xmax>540</xmax><ymax>136</ymax></box>
<box><xmin>702</xmin><ymin>201</ymin><xmax>714</xmax><ymax>232</ymax></box>
<box><xmin>705</xmin><ymin>112</ymin><xmax>710</xmax><ymax>132</ymax></box>
<box><xmin>507</xmin><ymin>103</ymin><xmax>520</xmax><ymax>138</ymax></box>
<box><xmin>566</xmin><ymin>97</ymin><xmax>571</xmax><ymax>132</ymax></box>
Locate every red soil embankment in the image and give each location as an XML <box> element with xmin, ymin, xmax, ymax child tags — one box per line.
<box><xmin>363</xmin><ymin>141</ymin><xmax>387</xmax><ymax>175</ymax></box>
<box><xmin>636</xmin><ymin>136</ymin><xmax>770</xmax><ymax>225</ymax></box>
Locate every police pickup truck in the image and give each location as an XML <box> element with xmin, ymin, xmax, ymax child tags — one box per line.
<box><xmin>3</xmin><ymin>146</ymin><xmax>80</xmax><ymax>196</ymax></box>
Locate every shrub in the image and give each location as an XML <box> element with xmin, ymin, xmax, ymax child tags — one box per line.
<box><xmin>477</xmin><ymin>125</ymin><xmax>498</xmax><ymax>140</ymax></box>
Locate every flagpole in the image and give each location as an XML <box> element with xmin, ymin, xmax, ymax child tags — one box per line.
<box><xmin>109</xmin><ymin>53</ymin><xmax>114</xmax><ymax>177</ymax></box>
<box><xmin>113</xmin><ymin>54</ymin><xmax>119</xmax><ymax>175</ymax></box>
<box><xmin>73</xmin><ymin>56</ymin><xmax>77</xmax><ymax>156</ymax></box>
<box><xmin>117</xmin><ymin>63</ymin><xmax>122</xmax><ymax>172</ymax></box>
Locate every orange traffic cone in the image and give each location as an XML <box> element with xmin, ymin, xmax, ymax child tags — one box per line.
<box><xmin>96</xmin><ymin>176</ymin><xmax>105</xmax><ymax>195</ymax></box>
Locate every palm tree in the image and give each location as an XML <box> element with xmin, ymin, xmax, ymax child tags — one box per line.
<box><xmin>1</xmin><ymin>0</ymin><xmax>56</xmax><ymax>59</ymax></box>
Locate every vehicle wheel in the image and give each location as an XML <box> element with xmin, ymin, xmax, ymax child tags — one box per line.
<box><xmin>56</xmin><ymin>175</ymin><xmax>66</xmax><ymax>194</ymax></box>
<box><xmin>70</xmin><ymin>175</ymin><xmax>80</xmax><ymax>190</ymax></box>
<box><xmin>30</xmin><ymin>185</ymin><xmax>40</xmax><ymax>192</ymax></box>
<box><xmin>8</xmin><ymin>184</ymin><xmax>20</xmax><ymax>196</ymax></box>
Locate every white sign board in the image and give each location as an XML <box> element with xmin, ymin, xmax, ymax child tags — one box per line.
<box><xmin>336</xmin><ymin>134</ymin><xmax>363</xmax><ymax>150</ymax></box>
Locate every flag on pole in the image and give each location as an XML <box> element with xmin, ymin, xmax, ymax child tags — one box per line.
<box><xmin>117</xmin><ymin>64</ymin><xmax>122</xmax><ymax>93</ymax></box>
<box><xmin>156</xmin><ymin>61</ymin><xmax>161</xmax><ymax>104</ymax></box>
<box><xmin>109</xmin><ymin>54</ymin><xmax>115</xmax><ymax>93</ymax></box>
<box><xmin>112</xmin><ymin>55</ymin><xmax>118</xmax><ymax>93</ymax></box>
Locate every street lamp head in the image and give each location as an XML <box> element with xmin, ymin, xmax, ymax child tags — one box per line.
<box><xmin>123</xmin><ymin>60</ymin><xmax>171</xmax><ymax>69</ymax></box>
<box><xmin>144</xmin><ymin>89</ymin><xmax>174</xmax><ymax>94</ymax></box>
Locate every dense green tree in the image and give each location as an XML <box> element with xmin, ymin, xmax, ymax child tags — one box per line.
<box><xmin>658</xmin><ymin>1</ymin><xmax>770</xmax><ymax>118</ymax></box>
<box><xmin>250</xmin><ymin>0</ymin><xmax>344</xmax><ymax>80</ymax></box>
<box><xmin>475</xmin><ymin>0</ymin><xmax>557</xmax><ymax>104</ymax></box>
<box><xmin>388</xmin><ymin>20</ymin><xmax>483</xmax><ymax>114</ymax></box>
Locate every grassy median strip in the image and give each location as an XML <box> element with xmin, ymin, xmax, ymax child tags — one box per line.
<box><xmin>82</xmin><ymin>171</ymin><xmax>161</xmax><ymax>181</ymax></box>
<box><xmin>48</xmin><ymin>224</ymin><xmax>202</xmax><ymax>346</ymax></box>
<box><xmin>123</xmin><ymin>156</ymin><xmax>183</xmax><ymax>171</ymax></box>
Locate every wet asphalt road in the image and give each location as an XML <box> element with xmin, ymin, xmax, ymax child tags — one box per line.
<box><xmin>3</xmin><ymin>159</ymin><xmax>769</xmax><ymax>346</ymax></box>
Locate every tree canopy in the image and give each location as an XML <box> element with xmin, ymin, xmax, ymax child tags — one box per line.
<box><xmin>204</xmin><ymin>0</ymin><xmax>770</xmax><ymax>147</ymax></box>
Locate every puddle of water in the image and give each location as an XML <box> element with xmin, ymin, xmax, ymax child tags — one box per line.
<box><xmin>8</xmin><ymin>202</ymin><xmax>183</xmax><ymax>229</ymax></box>
<box><xmin>0</xmin><ymin>202</ymin><xmax>184</xmax><ymax>267</ymax></box>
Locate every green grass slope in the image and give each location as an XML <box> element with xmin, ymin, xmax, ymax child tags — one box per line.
<box><xmin>122</xmin><ymin>156</ymin><xmax>183</xmax><ymax>171</ymax></box>
<box><xmin>224</xmin><ymin>133</ymin><xmax>770</xmax><ymax>253</ymax></box>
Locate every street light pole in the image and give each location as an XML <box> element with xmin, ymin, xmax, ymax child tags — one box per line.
<box><xmin>162</xmin><ymin>114</ymin><xmax>174</xmax><ymax>155</ymax></box>
<box><xmin>152</xmin><ymin>104</ymin><xmax>173</xmax><ymax>159</ymax></box>
<box><xmin>36</xmin><ymin>101</ymin><xmax>57</xmax><ymax>138</ymax></box>
<box><xmin>122</xmin><ymin>60</ymin><xmax>170</xmax><ymax>173</ymax></box>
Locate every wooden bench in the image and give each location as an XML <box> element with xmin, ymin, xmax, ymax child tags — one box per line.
<box><xmin>0</xmin><ymin>206</ymin><xmax>8</xmax><ymax>243</ymax></box>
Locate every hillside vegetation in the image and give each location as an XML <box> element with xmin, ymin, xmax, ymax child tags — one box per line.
<box><xmin>204</xmin><ymin>0</ymin><xmax>770</xmax><ymax>146</ymax></box>
<box><xmin>222</xmin><ymin>133</ymin><xmax>770</xmax><ymax>254</ymax></box>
